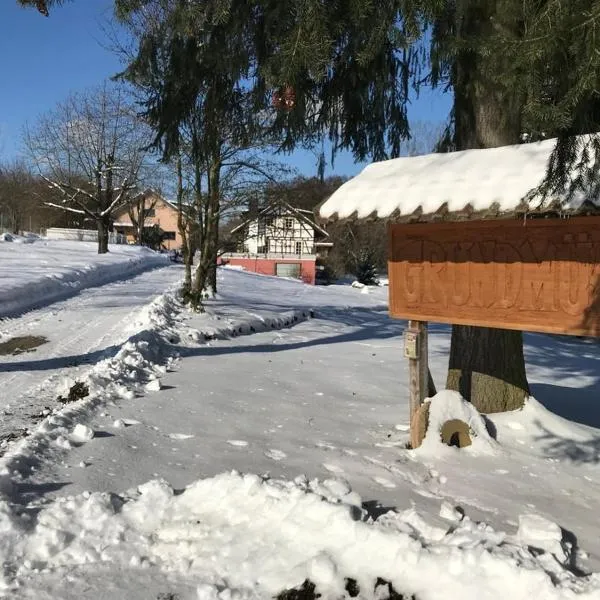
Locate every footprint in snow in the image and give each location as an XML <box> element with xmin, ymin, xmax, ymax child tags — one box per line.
<box><xmin>227</xmin><ymin>440</ymin><xmax>249</xmax><ymax>447</ymax></box>
<box><xmin>264</xmin><ymin>449</ymin><xmax>287</xmax><ymax>461</ymax></box>
<box><xmin>322</xmin><ymin>463</ymin><xmax>344</xmax><ymax>474</ymax></box>
<box><xmin>373</xmin><ymin>476</ymin><xmax>396</xmax><ymax>489</ymax></box>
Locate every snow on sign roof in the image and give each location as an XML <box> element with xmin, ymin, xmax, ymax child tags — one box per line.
<box><xmin>319</xmin><ymin>136</ymin><xmax>600</xmax><ymax>221</ymax></box>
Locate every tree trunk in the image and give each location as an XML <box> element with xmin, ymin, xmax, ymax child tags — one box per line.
<box><xmin>190</xmin><ymin>160</ymin><xmax>220</xmax><ymax>309</ymax></box>
<box><xmin>208</xmin><ymin>207</ymin><xmax>220</xmax><ymax>295</ymax></box>
<box><xmin>447</xmin><ymin>326</ymin><xmax>529</xmax><ymax>412</ymax></box>
<box><xmin>97</xmin><ymin>217</ymin><xmax>110</xmax><ymax>254</ymax></box>
<box><xmin>182</xmin><ymin>242</ymin><xmax>193</xmax><ymax>297</ymax></box>
<box><xmin>447</xmin><ymin>0</ymin><xmax>529</xmax><ymax>412</ymax></box>
<box><xmin>175</xmin><ymin>156</ymin><xmax>194</xmax><ymax>300</ymax></box>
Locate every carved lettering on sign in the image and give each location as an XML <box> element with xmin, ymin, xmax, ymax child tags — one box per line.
<box><xmin>388</xmin><ymin>218</ymin><xmax>600</xmax><ymax>337</ymax></box>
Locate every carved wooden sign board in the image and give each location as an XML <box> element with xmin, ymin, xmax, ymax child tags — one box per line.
<box><xmin>388</xmin><ymin>217</ymin><xmax>600</xmax><ymax>337</ymax></box>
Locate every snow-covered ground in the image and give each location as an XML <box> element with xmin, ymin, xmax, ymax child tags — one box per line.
<box><xmin>0</xmin><ymin>266</ymin><xmax>599</xmax><ymax>599</ymax></box>
<box><xmin>0</xmin><ymin>238</ymin><xmax>168</xmax><ymax>318</ymax></box>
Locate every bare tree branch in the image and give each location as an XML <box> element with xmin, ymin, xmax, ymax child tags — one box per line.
<box><xmin>43</xmin><ymin>202</ymin><xmax>87</xmax><ymax>215</ymax></box>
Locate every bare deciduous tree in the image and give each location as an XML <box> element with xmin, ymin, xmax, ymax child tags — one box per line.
<box><xmin>24</xmin><ymin>84</ymin><xmax>151</xmax><ymax>253</ymax></box>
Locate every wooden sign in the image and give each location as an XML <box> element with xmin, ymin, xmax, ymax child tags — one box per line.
<box><xmin>388</xmin><ymin>217</ymin><xmax>600</xmax><ymax>337</ymax></box>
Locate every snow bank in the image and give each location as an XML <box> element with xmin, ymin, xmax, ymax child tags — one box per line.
<box><xmin>0</xmin><ymin>240</ymin><xmax>169</xmax><ymax>318</ymax></box>
<box><xmin>1</xmin><ymin>472</ymin><xmax>599</xmax><ymax>599</ymax></box>
<box><xmin>416</xmin><ymin>390</ymin><xmax>499</xmax><ymax>456</ymax></box>
<box><xmin>495</xmin><ymin>395</ymin><xmax>600</xmax><ymax>442</ymax></box>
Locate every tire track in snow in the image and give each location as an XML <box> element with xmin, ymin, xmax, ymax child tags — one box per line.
<box><xmin>0</xmin><ymin>266</ymin><xmax>183</xmax><ymax>441</ymax></box>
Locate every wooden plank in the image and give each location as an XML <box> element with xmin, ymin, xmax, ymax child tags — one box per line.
<box><xmin>388</xmin><ymin>217</ymin><xmax>600</xmax><ymax>337</ymax></box>
<box><xmin>407</xmin><ymin>320</ymin><xmax>429</xmax><ymax>417</ymax></box>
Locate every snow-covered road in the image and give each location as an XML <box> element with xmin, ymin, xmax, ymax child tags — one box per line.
<box><xmin>0</xmin><ymin>265</ymin><xmax>183</xmax><ymax>441</ymax></box>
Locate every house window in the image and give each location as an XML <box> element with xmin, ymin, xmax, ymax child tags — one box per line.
<box><xmin>284</xmin><ymin>218</ymin><xmax>294</xmax><ymax>229</ymax></box>
<box><xmin>265</xmin><ymin>217</ymin><xmax>274</xmax><ymax>227</ymax></box>
<box><xmin>295</xmin><ymin>241</ymin><xmax>302</xmax><ymax>254</ymax></box>
<box><xmin>145</xmin><ymin>208</ymin><xmax>156</xmax><ymax>218</ymax></box>
<box><xmin>163</xmin><ymin>231</ymin><xmax>176</xmax><ymax>240</ymax></box>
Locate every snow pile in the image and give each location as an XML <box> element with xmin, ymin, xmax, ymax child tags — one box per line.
<box><xmin>1</xmin><ymin>472</ymin><xmax>598</xmax><ymax>599</ymax></box>
<box><xmin>0</xmin><ymin>240</ymin><xmax>169</xmax><ymax>318</ymax></box>
<box><xmin>319</xmin><ymin>135</ymin><xmax>598</xmax><ymax>220</ymax></box>
<box><xmin>417</xmin><ymin>390</ymin><xmax>499</xmax><ymax>455</ymax></box>
<box><xmin>516</xmin><ymin>514</ymin><xmax>568</xmax><ymax>563</ymax></box>
<box><xmin>495</xmin><ymin>395</ymin><xmax>600</xmax><ymax>446</ymax></box>
<box><xmin>0</xmin><ymin>293</ymin><xmax>185</xmax><ymax>474</ymax></box>
<box><xmin>70</xmin><ymin>424</ymin><xmax>95</xmax><ymax>444</ymax></box>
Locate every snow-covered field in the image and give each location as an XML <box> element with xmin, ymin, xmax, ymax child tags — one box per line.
<box><xmin>0</xmin><ymin>262</ymin><xmax>600</xmax><ymax>599</ymax></box>
<box><xmin>0</xmin><ymin>237</ymin><xmax>168</xmax><ymax>318</ymax></box>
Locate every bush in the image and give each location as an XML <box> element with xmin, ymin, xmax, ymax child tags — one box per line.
<box><xmin>353</xmin><ymin>248</ymin><xmax>379</xmax><ymax>286</ymax></box>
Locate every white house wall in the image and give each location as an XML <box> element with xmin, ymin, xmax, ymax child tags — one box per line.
<box><xmin>241</xmin><ymin>215</ymin><xmax>316</xmax><ymax>256</ymax></box>
<box><xmin>244</xmin><ymin>222</ymin><xmax>260</xmax><ymax>253</ymax></box>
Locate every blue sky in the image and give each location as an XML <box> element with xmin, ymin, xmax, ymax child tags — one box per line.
<box><xmin>1</xmin><ymin>1</ymin><xmax>451</xmax><ymax>179</ymax></box>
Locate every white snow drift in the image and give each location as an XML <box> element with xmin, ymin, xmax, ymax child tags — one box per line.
<box><xmin>0</xmin><ymin>239</ymin><xmax>168</xmax><ymax>318</ymax></box>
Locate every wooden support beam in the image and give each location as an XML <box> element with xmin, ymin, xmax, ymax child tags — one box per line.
<box><xmin>407</xmin><ymin>320</ymin><xmax>429</xmax><ymax>416</ymax></box>
<box><xmin>406</xmin><ymin>320</ymin><xmax>433</xmax><ymax>448</ymax></box>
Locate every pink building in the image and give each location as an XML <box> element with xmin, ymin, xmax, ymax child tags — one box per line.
<box><xmin>113</xmin><ymin>190</ymin><xmax>183</xmax><ymax>251</ymax></box>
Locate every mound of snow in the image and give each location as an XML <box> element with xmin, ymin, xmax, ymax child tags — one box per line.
<box><xmin>516</xmin><ymin>514</ymin><xmax>567</xmax><ymax>563</ymax></box>
<box><xmin>494</xmin><ymin>395</ymin><xmax>600</xmax><ymax>441</ymax></box>
<box><xmin>1</xmin><ymin>472</ymin><xmax>597</xmax><ymax>599</ymax></box>
<box><xmin>70</xmin><ymin>424</ymin><xmax>94</xmax><ymax>444</ymax></box>
<box><xmin>417</xmin><ymin>390</ymin><xmax>499</xmax><ymax>455</ymax></box>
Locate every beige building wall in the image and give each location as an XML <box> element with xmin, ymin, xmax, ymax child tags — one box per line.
<box><xmin>113</xmin><ymin>192</ymin><xmax>183</xmax><ymax>251</ymax></box>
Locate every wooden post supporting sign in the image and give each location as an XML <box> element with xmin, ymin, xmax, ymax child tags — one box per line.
<box><xmin>405</xmin><ymin>320</ymin><xmax>436</xmax><ymax>447</ymax></box>
<box><xmin>405</xmin><ymin>321</ymin><xmax>429</xmax><ymax>415</ymax></box>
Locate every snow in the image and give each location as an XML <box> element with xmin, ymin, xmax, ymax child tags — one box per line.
<box><xmin>1</xmin><ymin>472</ymin><xmax>600</xmax><ymax>600</ymax></box>
<box><xmin>0</xmin><ymin>239</ymin><xmax>168</xmax><ymax>318</ymax></box>
<box><xmin>70</xmin><ymin>424</ymin><xmax>95</xmax><ymax>444</ymax></box>
<box><xmin>0</xmin><ymin>263</ymin><xmax>600</xmax><ymax>598</ymax></box>
<box><xmin>319</xmin><ymin>136</ymin><xmax>600</xmax><ymax>220</ymax></box>
<box><xmin>516</xmin><ymin>514</ymin><xmax>566</xmax><ymax>561</ymax></box>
